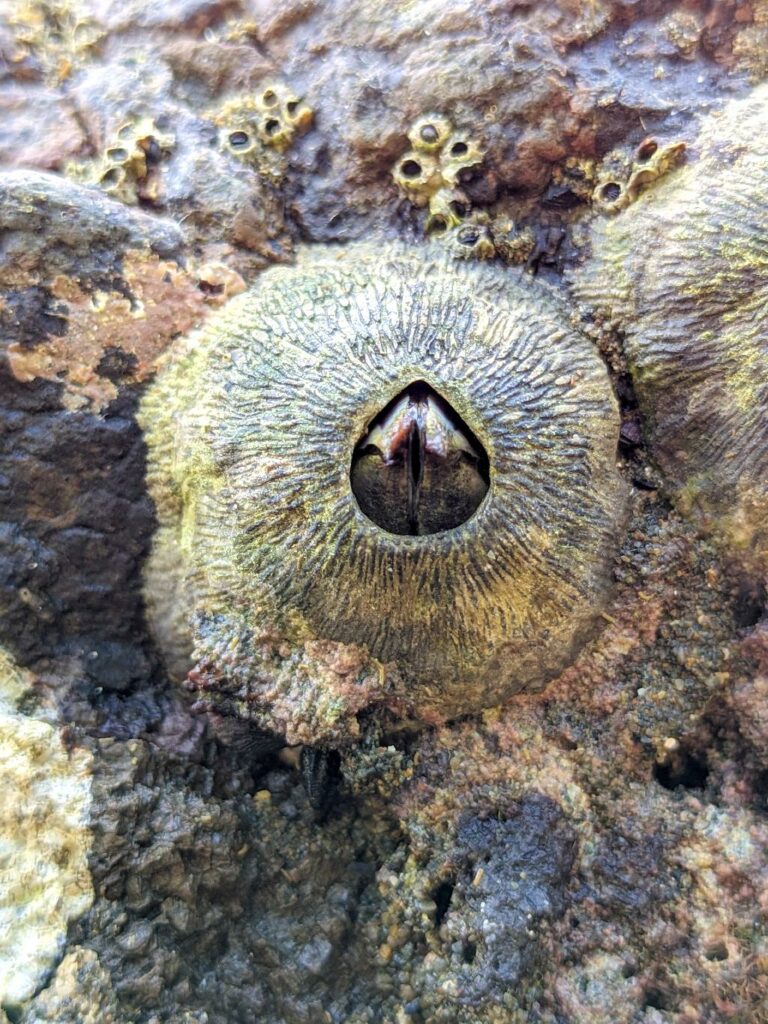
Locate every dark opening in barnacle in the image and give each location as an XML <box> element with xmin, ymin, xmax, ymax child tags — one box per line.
<box><xmin>350</xmin><ymin>380</ymin><xmax>490</xmax><ymax>536</ymax></box>
<box><xmin>600</xmin><ymin>181</ymin><xmax>622</xmax><ymax>203</ymax></box>
<box><xmin>400</xmin><ymin>159</ymin><xmax>422</xmax><ymax>178</ymax></box>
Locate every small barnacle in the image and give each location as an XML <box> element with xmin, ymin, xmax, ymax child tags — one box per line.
<box><xmin>440</xmin><ymin>134</ymin><xmax>484</xmax><ymax>187</ymax></box>
<box><xmin>572</xmin><ymin>85</ymin><xmax>768</xmax><ymax>569</ymax></box>
<box><xmin>392</xmin><ymin>152</ymin><xmax>442</xmax><ymax>207</ymax></box>
<box><xmin>256</xmin><ymin>84</ymin><xmax>312</xmax><ymax>150</ymax></box>
<box><xmin>393</xmin><ymin>115</ymin><xmax>485</xmax><ymax>236</ymax></box>
<box><xmin>593</xmin><ymin>178</ymin><xmax>626</xmax><ymax>213</ymax></box>
<box><xmin>424</xmin><ymin>187</ymin><xmax>469</xmax><ymax>234</ymax></box>
<box><xmin>225</xmin><ymin>128</ymin><xmax>256</xmax><ymax>156</ymax></box>
<box><xmin>140</xmin><ymin>244</ymin><xmax>628</xmax><ymax>742</ymax></box>
<box><xmin>407</xmin><ymin>114</ymin><xmax>454</xmax><ymax>153</ymax></box>
<box><xmin>625</xmin><ymin>139</ymin><xmax>686</xmax><ymax>202</ymax></box>
<box><xmin>441</xmin><ymin>213</ymin><xmax>496</xmax><ymax>262</ymax></box>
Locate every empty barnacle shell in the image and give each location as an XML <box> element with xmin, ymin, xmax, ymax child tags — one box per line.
<box><xmin>573</xmin><ymin>85</ymin><xmax>768</xmax><ymax>568</ymax></box>
<box><xmin>140</xmin><ymin>244</ymin><xmax>627</xmax><ymax>739</ymax></box>
<box><xmin>393</xmin><ymin>151</ymin><xmax>442</xmax><ymax>206</ymax></box>
<box><xmin>424</xmin><ymin>187</ymin><xmax>468</xmax><ymax>234</ymax></box>
<box><xmin>214</xmin><ymin>81</ymin><xmax>313</xmax><ymax>175</ymax></box>
<box><xmin>67</xmin><ymin>115</ymin><xmax>174</xmax><ymax>206</ymax></box>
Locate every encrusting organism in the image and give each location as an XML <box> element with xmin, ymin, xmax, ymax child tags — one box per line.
<box><xmin>140</xmin><ymin>244</ymin><xmax>627</xmax><ymax>744</ymax></box>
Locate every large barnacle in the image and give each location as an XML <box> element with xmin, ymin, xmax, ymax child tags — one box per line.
<box><xmin>573</xmin><ymin>85</ymin><xmax>768</xmax><ymax>569</ymax></box>
<box><xmin>140</xmin><ymin>245</ymin><xmax>627</xmax><ymax>742</ymax></box>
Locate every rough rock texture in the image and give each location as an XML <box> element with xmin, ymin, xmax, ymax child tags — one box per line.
<box><xmin>0</xmin><ymin>650</ymin><xmax>93</xmax><ymax>1012</ymax></box>
<box><xmin>0</xmin><ymin>1</ymin><xmax>766</xmax><ymax>1023</ymax></box>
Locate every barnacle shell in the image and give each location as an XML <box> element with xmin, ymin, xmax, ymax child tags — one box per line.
<box><xmin>141</xmin><ymin>245</ymin><xmax>626</xmax><ymax>733</ymax></box>
<box><xmin>68</xmin><ymin>116</ymin><xmax>174</xmax><ymax>206</ymax></box>
<box><xmin>211</xmin><ymin>81</ymin><xmax>313</xmax><ymax>183</ymax></box>
<box><xmin>573</xmin><ymin>86</ymin><xmax>768</xmax><ymax>568</ymax></box>
<box><xmin>592</xmin><ymin>138</ymin><xmax>686</xmax><ymax>214</ymax></box>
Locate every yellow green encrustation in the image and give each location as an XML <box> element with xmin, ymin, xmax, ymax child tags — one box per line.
<box><xmin>140</xmin><ymin>245</ymin><xmax>627</xmax><ymax>740</ymax></box>
<box><xmin>573</xmin><ymin>85</ymin><xmax>768</xmax><ymax>571</ymax></box>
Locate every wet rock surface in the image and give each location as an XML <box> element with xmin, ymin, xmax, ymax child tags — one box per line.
<box><xmin>0</xmin><ymin>1</ymin><xmax>767</xmax><ymax>1022</ymax></box>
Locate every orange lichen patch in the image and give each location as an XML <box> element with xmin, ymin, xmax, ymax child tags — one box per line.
<box><xmin>6</xmin><ymin>250</ymin><xmax>210</xmax><ymax>411</ymax></box>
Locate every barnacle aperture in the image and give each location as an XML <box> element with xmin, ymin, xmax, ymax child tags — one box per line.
<box><xmin>141</xmin><ymin>245</ymin><xmax>627</xmax><ymax>733</ymax></box>
<box><xmin>350</xmin><ymin>381</ymin><xmax>489</xmax><ymax>536</ymax></box>
<box><xmin>573</xmin><ymin>85</ymin><xmax>768</xmax><ymax>568</ymax></box>
<box><xmin>68</xmin><ymin>116</ymin><xmax>174</xmax><ymax>206</ymax></box>
<box><xmin>592</xmin><ymin>137</ymin><xmax>686</xmax><ymax>214</ymax></box>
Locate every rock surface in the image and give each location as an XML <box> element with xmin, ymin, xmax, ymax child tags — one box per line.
<box><xmin>0</xmin><ymin>650</ymin><xmax>93</xmax><ymax>1012</ymax></box>
<box><xmin>0</xmin><ymin>1</ymin><xmax>766</xmax><ymax>1023</ymax></box>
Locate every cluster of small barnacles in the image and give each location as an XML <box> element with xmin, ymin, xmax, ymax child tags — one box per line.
<box><xmin>593</xmin><ymin>136</ymin><xmax>686</xmax><ymax>214</ymax></box>
<box><xmin>68</xmin><ymin>116</ymin><xmax>174</xmax><ymax>206</ymax></box>
<box><xmin>213</xmin><ymin>82</ymin><xmax>313</xmax><ymax>180</ymax></box>
<box><xmin>7</xmin><ymin>0</ymin><xmax>103</xmax><ymax>83</ymax></box>
<box><xmin>392</xmin><ymin>114</ymin><xmax>484</xmax><ymax>235</ymax></box>
<box><xmin>393</xmin><ymin>116</ymin><xmax>537</xmax><ymax>264</ymax></box>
